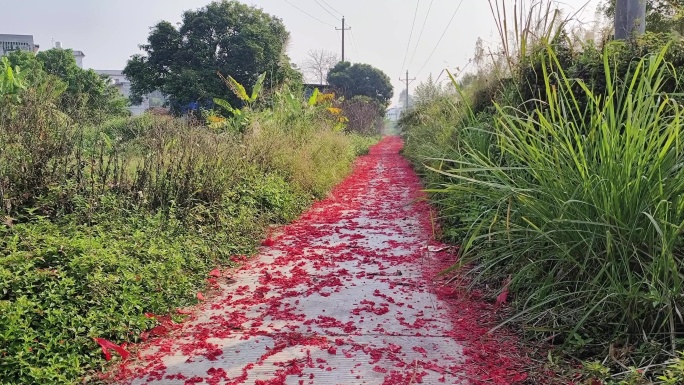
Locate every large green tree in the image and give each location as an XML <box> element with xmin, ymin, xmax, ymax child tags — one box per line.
<box><xmin>5</xmin><ymin>49</ymin><xmax>128</xmax><ymax>121</ymax></box>
<box><xmin>124</xmin><ymin>0</ymin><xmax>300</xmax><ymax>112</ymax></box>
<box><xmin>327</xmin><ymin>62</ymin><xmax>393</xmax><ymax>108</ymax></box>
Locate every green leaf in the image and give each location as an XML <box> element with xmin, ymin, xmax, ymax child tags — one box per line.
<box><xmin>250</xmin><ymin>72</ymin><xmax>267</xmax><ymax>102</ymax></box>
<box><xmin>308</xmin><ymin>88</ymin><xmax>320</xmax><ymax>107</ymax></box>
<box><xmin>213</xmin><ymin>98</ymin><xmax>235</xmax><ymax>113</ymax></box>
<box><xmin>227</xmin><ymin>76</ymin><xmax>249</xmax><ymax>102</ymax></box>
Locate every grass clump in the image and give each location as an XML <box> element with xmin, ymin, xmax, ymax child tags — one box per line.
<box><xmin>401</xmin><ymin>0</ymin><xmax>684</xmax><ymax>379</ymax></box>
<box><xmin>449</xmin><ymin>44</ymin><xmax>684</xmax><ymax>350</ymax></box>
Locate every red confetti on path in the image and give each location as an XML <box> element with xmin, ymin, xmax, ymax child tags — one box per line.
<box><xmin>209</xmin><ymin>269</ymin><xmax>222</xmax><ymax>278</ymax></box>
<box><xmin>94</xmin><ymin>338</ymin><xmax>130</xmax><ymax>361</ymax></box>
<box><xmin>106</xmin><ymin>137</ymin><xmax>530</xmax><ymax>385</ymax></box>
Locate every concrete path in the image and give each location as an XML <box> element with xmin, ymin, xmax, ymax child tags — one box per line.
<box><xmin>115</xmin><ymin>137</ymin><xmax>524</xmax><ymax>385</ymax></box>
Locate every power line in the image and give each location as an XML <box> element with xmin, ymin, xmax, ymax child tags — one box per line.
<box><xmin>415</xmin><ymin>0</ymin><xmax>464</xmax><ymax>77</ymax></box>
<box><xmin>407</xmin><ymin>0</ymin><xmax>434</xmax><ymax>70</ymax></box>
<box><xmin>313</xmin><ymin>0</ymin><xmax>339</xmax><ymax>20</ymax></box>
<box><xmin>284</xmin><ymin>0</ymin><xmax>336</xmax><ymax>27</ymax></box>
<box><xmin>319</xmin><ymin>0</ymin><xmax>343</xmax><ymax>17</ymax></box>
<box><xmin>399</xmin><ymin>0</ymin><xmax>421</xmax><ymax>76</ymax></box>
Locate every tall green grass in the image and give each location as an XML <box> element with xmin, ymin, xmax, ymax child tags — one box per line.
<box><xmin>433</xmin><ymin>44</ymin><xmax>684</xmax><ymax>357</ymax></box>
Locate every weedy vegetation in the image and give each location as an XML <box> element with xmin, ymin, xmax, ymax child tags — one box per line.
<box><xmin>401</xmin><ymin>0</ymin><xmax>684</xmax><ymax>382</ymax></box>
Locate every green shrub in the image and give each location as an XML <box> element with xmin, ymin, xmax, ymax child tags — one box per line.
<box><xmin>0</xmin><ymin>208</ymin><xmax>251</xmax><ymax>383</ymax></box>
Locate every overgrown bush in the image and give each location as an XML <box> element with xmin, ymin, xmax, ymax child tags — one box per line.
<box><xmin>400</xmin><ymin>1</ymin><xmax>684</xmax><ymax>378</ymax></box>
<box><xmin>5</xmin><ymin>49</ymin><xmax>128</xmax><ymax>123</ymax></box>
<box><xmin>342</xmin><ymin>96</ymin><xmax>385</xmax><ymax>136</ymax></box>
<box><xmin>444</xmin><ymin>44</ymin><xmax>684</xmax><ymax>351</ymax></box>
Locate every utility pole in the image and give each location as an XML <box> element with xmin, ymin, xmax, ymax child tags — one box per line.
<box><xmin>336</xmin><ymin>16</ymin><xmax>351</xmax><ymax>62</ymax></box>
<box><xmin>400</xmin><ymin>70</ymin><xmax>416</xmax><ymax>111</ymax></box>
<box><xmin>614</xmin><ymin>0</ymin><xmax>647</xmax><ymax>40</ymax></box>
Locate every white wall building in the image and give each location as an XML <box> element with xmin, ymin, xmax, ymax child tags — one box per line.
<box><xmin>72</xmin><ymin>50</ymin><xmax>85</xmax><ymax>68</ymax></box>
<box><xmin>0</xmin><ymin>34</ymin><xmax>38</xmax><ymax>56</ymax></box>
<box><xmin>95</xmin><ymin>70</ymin><xmax>153</xmax><ymax>116</ymax></box>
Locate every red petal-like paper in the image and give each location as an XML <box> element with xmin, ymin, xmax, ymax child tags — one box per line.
<box><xmin>94</xmin><ymin>338</ymin><xmax>130</xmax><ymax>361</ymax></box>
<box><xmin>197</xmin><ymin>292</ymin><xmax>205</xmax><ymax>301</ymax></box>
<box><xmin>495</xmin><ymin>289</ymin><xmax>509</xmax><ymax>306</ymax></box>
<box><xmin>209</xmin><ymin>269</ymin><xmax>221</xmax><ymax>277</ymax></box>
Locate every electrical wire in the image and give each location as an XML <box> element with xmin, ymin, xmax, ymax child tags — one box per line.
<box><xmin>399</xmin><ymin>0</ymin><xmax>421</xmax><ymax>76</ymax></box>
<box><xmin>319</xmin><ymin>0</ymin><xmax>343</xmax><ymax>17</ymax></box>
<box><xmin>313</xmin><ymin>0</ymin><xmax>340</xmax><ymax>21</ymax></box>
<box><xmin>407</xmin><ymin>0</ymin><xmax>434</xmax><ymax>70</ymax></box>
<box><xmin>283</xmin><ymin>0</ymin><xmax>336</xmax><ymax>28</ymax></box>
<box><xmin>415</xmin><ymin>0</ymin><xmax>464</xmax><ymax>77</ymax></box>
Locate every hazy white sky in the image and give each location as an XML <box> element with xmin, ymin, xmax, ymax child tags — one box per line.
<box><xmin>3</xmin><ymin>0</ymin><xmax>603</xmax><ymax>106</ymax></box>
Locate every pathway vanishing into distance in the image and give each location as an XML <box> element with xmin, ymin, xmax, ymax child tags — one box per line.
<box><xmin>114</xmin><ymin>137</ymin><xmax>528</xmax><ymax>385</ymax></box>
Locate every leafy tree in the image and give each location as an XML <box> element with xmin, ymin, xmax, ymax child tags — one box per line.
<box><xmin>5</xmin><ymin>49</ymin><xmax>127</xmax><ymax>121</ymax></box>
<box><xmin>414</xmin><ymin>73</ymin><xmax>443</xmax><ymax>105</ymax></box>
<box><xmin>327</xmin><ymin>62</ymin><xmax>393</xmax><ymax>108</ymax></box>
<box><xmin>4</xmin><ymin>50</ymin><xmax>44</xmax><ymax>77</ymax></box>
<box><xmin>124</xmin><ymin>0</ymin><xmax>300</xmax><ymax>112</ymax></box>
<box><xmin>0</xmin><ymin>58</ymin><xmax>27</xmax><ymax>104</ymax></box>
<box><xmin>37</xmin><ymin>49</ymin><xmax>79</xmax><ymax>79</ymax></box>
<box><xmin>39</xmin><ymin>49</ymin><xmax>127</xmax><ymax>119</ymax></box>
<box><xmin>301</xmin><ymin>49</ymin><xmax>339</xmax><ymax>84</ymax></box>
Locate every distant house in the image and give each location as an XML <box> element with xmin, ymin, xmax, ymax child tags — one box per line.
<box><xmin>95</xmin><ymin>70</ymin><xmax>165</xmax><ymax>116</ymax></box>
<box><xmin>95</xmin><ymin>70</ymin><xmax>147</xmax><ymax>116</ymax></box>
<box><xmin>72</xmin><ymin>50</ymin><xmax>85</xmax><ymax>68</ymax></box>
<box><xmin>0</xmin><ymin>34</ymin><xmax>39</xmax><ymax>56</ymax></box>
<box><xmin>1</xmin><ymin>37</ymin><xmax>87</xmax><ymax>70</ymax></box>
<box><xmin>386</xmin><ymin>107</ymin><xmax>402</xmax><ymax>121</ymax></box>
<box><xmin>303</xmin><ymin>83</ymin><xmax>330</xmax><ymax>99</ymax></box>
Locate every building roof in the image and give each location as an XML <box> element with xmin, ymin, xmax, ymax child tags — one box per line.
<box><xmin>94</xmin><ymin>70</ymin><xmax>124</xmax><ymax>76</ymax></box>
<box><xmin>0</xmin><ymin>34</ymin><xmax>34</xmax><ymax>41</ymax></box>
<box><xmin>303</xmin><ymin>83</ymin><xmax>328</xmax><ymax>89</ymax></box>
<box><xmin>0</xmin><ymin>34</ymin><xmax>35</xmax><ymax>52</ymax></box>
